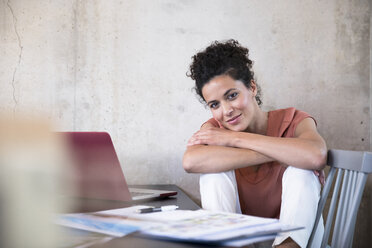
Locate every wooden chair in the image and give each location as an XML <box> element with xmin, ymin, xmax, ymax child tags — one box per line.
<box><xmin>307</xmin><ymin>149</ymin><xmax>372</xmax><ymax>248</ymax></box>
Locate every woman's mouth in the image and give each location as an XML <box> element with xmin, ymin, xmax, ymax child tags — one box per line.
<box><xmin>227</xmin><ymin>114</ymin><xmax>242</xmax><ymax>125</ymax></box>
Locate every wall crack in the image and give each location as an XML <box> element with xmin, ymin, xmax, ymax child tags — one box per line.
<box><xmin>6</xmin><ymin>0</ymin><xmax>23</xmax><ymax>114</ymax></box>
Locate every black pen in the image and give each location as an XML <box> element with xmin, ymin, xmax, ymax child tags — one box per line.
<box><xmin>137</xmin><ymin>205</ymin><xmax>179</xmax><ymax>214</ymax></box>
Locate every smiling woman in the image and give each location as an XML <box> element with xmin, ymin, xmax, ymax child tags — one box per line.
<box><xmin>183</xmin><ymin>40</ymin><xmax>327</xmax><ymax>248</ymax></box>
<box><xmin>202</xmin><ymin>75</ymin><xmax>260</xmax><ymax>133</ymax></box>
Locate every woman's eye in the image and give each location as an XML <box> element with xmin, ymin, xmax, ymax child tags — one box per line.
<box><xmin>227</xmin><ymin>92</ymin><xmax>238</xmax><ymax>100</ymax></box>
<box><xmin>210</xmin><ymin>102</ymin><xmax>219</xmax><ymax>109</ymax></box>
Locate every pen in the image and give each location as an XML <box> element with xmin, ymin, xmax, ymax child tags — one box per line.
<box><xmin>137</xmin><ymin>205</ymin><xmax>179</xmax><ymax>214</ymax></box>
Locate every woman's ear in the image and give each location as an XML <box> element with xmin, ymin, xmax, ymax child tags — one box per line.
<box><xmin>250</xmin><ymin>80</ymin><xmax>258</xmax><ymax>97</ymax></box>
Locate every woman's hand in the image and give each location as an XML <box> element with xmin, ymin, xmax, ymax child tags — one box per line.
<box><xmin>187</xmin><ymin>127</ymin><xmax>237</xmax><ymax>147</ymax></box>
<box><xmin>313</xmin><ymin>169</ymin><xmax>325</xmax><ymax>186</ymax></box>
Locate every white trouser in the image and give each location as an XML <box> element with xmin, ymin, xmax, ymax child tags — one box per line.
<box><xmin>199</xmin><ymin>166</ymin><xmax>324</xmax><ymax>248</ymax></box>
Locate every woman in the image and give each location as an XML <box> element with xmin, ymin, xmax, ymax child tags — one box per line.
<box><xmin>183</xmin><ymin>40</ymin><xmax>326</xmax><ymax>248</ymax></box>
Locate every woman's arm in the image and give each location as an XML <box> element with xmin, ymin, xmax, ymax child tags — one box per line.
<box><xmin>183</xmin><ymin>145</ymin><xmax>274</xmax><ymax>173</ymax></box>
<box><xmin>233</xmin><ymin>118</ymin><xmax>327</xmax><ymax>170</ymax></box>
<box><xmin>183</xmin><ymin>122</ymin><xmax>274</xmax><ymax>173</ymax></box>
<box><xmin>186</xmin><ymin>118</ymin><xmax>327</xmax><ymax>171</ymax></box>
<box><xmin>232</xmin><ymin>118</ymin><xmax>327</xmax><ymax>170</ymax></box>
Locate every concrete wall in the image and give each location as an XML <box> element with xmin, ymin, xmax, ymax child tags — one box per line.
<box><xmin>1</xmin><ymin>0</ymin><xmax>370</xmax><ymax>246</ymax></box>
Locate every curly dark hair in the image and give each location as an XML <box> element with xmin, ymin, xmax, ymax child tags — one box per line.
<box><xmin>187</xmin><ymin>39</ymin><xmax>262</xmax><ymax>105</ymax></box>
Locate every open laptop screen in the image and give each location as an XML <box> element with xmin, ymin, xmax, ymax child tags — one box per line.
<box><xmin>60</xmin><ymin>132</ymin><xmax>132</xmax><ymax>202</ymax></box>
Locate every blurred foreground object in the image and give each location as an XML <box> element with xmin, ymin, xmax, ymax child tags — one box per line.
<box><xmin>0</xmin><ymin>115</ymin><xmax>72</xmax><ymax>248</ymax></box>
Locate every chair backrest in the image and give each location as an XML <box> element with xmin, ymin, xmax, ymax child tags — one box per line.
<box><xmin>307</xmin><ymin>149</ymin><xmax>372</xmax><ymax>248</ymax></box>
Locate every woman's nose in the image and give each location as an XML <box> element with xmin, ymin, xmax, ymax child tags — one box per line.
<box><xmin>222</xmin><ymin>103</ymin><xmax>233</xmax><ymax>116</ymax></box>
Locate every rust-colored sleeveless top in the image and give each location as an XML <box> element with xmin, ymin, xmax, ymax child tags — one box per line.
<box><xmin>206</xmin><ymin>107</ymin><xmax>312</xmax><ymax>218</ymax></box>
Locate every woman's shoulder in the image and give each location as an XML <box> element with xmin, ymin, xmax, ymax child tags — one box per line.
<box><xmin>268</xmin><ymin>107</ymin><xmax>295</xmax><ymax>122</ymax></box>
<box><xmin>267</xmin><ymin>107</ymin><xmax>314</xmax><ymax>137</ymax></box>
<box><xmin>269</xmin><ymin>107</ymin><xmax>311</xmax><ymax>121</ymax></box>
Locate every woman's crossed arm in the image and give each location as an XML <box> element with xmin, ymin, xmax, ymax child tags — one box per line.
<box><xmin>183</xmin><ymin>118</ymin><xmax>327</xmax><ymax>173</ymax></box>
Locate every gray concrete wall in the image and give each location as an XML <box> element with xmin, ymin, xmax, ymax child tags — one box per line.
<box><xmin>1</xmin><ymin>0</ymin><xmax>370</xmax><ymax>246</ymax></box>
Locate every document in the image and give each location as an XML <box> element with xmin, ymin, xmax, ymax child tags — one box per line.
<box><xmin>56</xmin><ymin>205</ymin><xmax>159</xmax><ymax>237</ymax></box>
<box><xmin>134</xmin><ymin>210</ymin><xmax>301</xmax><ymax>244</ymax></box>
<box><xmin>57</xmin><ymin>206</ymin><xmax>302</xmax><ymax>247</ymax></box>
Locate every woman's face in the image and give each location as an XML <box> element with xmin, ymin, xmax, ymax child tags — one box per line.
<box><xmin>201</xmin><ymin>74</ymin><xmax>258</xmax><ymax>132</ymax></box>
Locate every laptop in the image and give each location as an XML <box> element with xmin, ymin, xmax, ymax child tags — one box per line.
<box><xmin>59</xmin><ymin>132</ymin><xmax>177</xmax><ymax>201</ymax></box>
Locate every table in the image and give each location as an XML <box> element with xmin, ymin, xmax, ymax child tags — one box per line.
<box><xmin>67</xmin><ymin>184</ymin><xmax>199</xmax><ymax>213</ymax></box>
<box><xmin>67</xmin><ymin>185</ymin><xmax>272</xmax><ymax>248</ymax></box>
